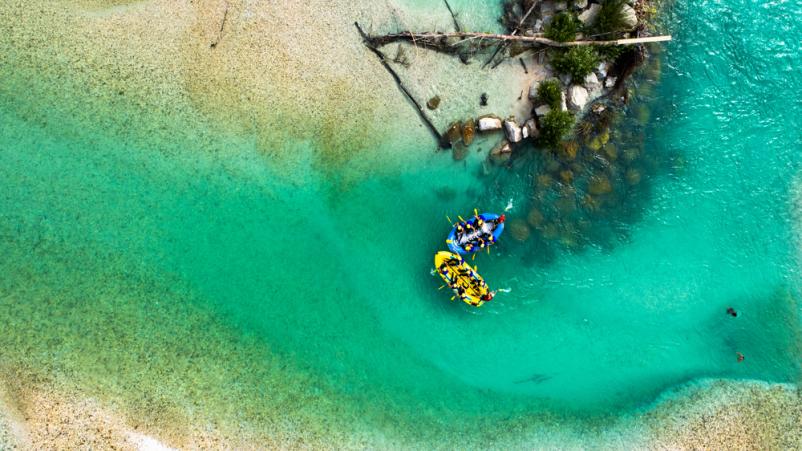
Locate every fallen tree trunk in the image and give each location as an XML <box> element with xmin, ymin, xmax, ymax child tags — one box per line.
<box><xmin>368</xmin><ymin>31</ymin><xmax>672</xmax><ymax>49</ymax></box>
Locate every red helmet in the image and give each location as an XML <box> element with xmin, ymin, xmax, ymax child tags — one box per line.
<box><xmin>499</xmin><ymin>214</ymin><xmax>506</xmax><ymax>223</ymax></box>
<box><xmin>482</xmin><ymin>292</ymin><xmax>495</xmax><ymax>301</ymax></box>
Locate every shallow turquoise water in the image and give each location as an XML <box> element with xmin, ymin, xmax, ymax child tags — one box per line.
<box><xmin>1</xmin><ymin>0</ymin><xmax>801</xmax><ymax>440</ymax></box>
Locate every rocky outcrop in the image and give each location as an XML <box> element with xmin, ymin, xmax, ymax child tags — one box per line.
<box><xmin>568</xmin><ymin>85</ymin><xmax>589</xmax><ymax>110</ymax></box>
<box><xmin>583</xmin><ymin>73</ymin><xmax>600</xmax><ymax>90</ymax></box>
<box><xmin>621</xmin><ymin>4</ymin><xmax>638</xmax><ymax>29</ymax></box>
<box><xmin>578</xmin><ymin>4</ymin><xmax>601</xmax><ymax>26</ymax></box>
<box><xmin>560</xmin><ymin>90</ymin><xmax>568</xmax><ymax>111</ymax></box>
<box><xmin>504</xmin><ymin>118</ymin><xmax>523</xmax><ymax>143</ymax></box>
<box><xmin>605</xmin><ymin>76</ymin><xmax>617</xmax><ymax>88</ymax></box>
<box><xmin>477</xmin><ymin>114</ymin><xmax>502</xmax><ymax>132</ymax></box>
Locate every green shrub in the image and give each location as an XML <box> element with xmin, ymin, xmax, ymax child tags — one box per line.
<box><xmin>544</xmin><ymin>12</ymin><xmax>579</xmax><ymax>42</ymax></box>
<box><xmin>593</xmin><ymin>0</ymin><xmax>629</xmax><ymax>36</ymax></box>
<box><xmin>537</xmin><ymin>79</ymin><xmax>563</xmax><ymax>109</ymax></box>
<box><xmin>552</xmin><ymin>46</ymin><xmax>598</xmax><ymax>81</ymax></box>
<box><xmin>539</xmin><ymin>110</ymin><xmax>575</xmax><ymax>148</ymax></box>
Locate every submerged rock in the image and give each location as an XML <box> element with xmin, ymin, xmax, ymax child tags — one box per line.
<box><xmin>504</xmin><ymin>117</ymin><xmax>523</xmax><ymax>143</ymax></box>
<box><xmin>509</xmin><ymin>218</ymin><xmax>531</xmax><ymax>241</ymax></box>
<box><xmin>588</xmin><ymin>175</ymin><xmax>613</xmax><ymax>195</ymax></box>
<box><xmin>427</xmin><ymin>95</ymin><xmax>441</xmax><ymax>110</ymax></box>
<box><xmin>480</xmin><ymin>93</ymin><xmax>488</xmax><ymax>106</ymax></box>
<box><xmin>490</xmin><ymin>139</ymin><xmax>512</xmax><ymax>163</ymax></box>
<box><xmin>578</xmin><ymin>4</ymin><xmax>601</xmax><ymax>25</ymax></box>
<box><xmin>452</xmin><ymin>142</ymin><xmax>468</xmax><ymax>161</ymax></box>
<box><xmin>568</xmin><ymin>85</ymin><xmax>589</xmax><ymax>110</ymax></box>
<box><xmin>478</xmin><ymin>114</ymin><xmax>503</xmax><ymax>132</ymax></box>
<box><xmin>527</xmin><ymin>208</ymin><xmax>544</xmax><ymax>227</ymax></box>
<box><xmin>462</xmin><ymin>119</ymin><xmax>475</xmax><ymax>145</ymax></box>
<box><xmin>625</xmin><ymin>168</ymin><xmax>642</xmax><ymax>185</ymax></box>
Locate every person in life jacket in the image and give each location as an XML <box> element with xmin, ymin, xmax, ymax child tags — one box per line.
<box><xmin>480</xmin><ymin>290</ymin><xmax>497</xmax><ymax>302</ymax></box>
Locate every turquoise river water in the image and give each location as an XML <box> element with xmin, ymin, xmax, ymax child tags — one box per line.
<box><xmin>1</xmin><ymin>0</ymin><xmax>801</xmax><ymax>446</ymax></box>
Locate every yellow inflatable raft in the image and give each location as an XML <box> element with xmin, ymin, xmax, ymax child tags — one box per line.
<box><xmin>434</xmin><ymin>251</ymin><xmax>491</xmax><ymax>307</ymax></box>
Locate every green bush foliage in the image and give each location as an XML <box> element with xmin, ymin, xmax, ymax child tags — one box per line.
<box><xmin>544</xmin><ymin>12</ymin><xmax>579</xmax><ymax>42</ymax></box>
<box><xmin>552</xmin><ymin>47</ymin><xmax>599</xmax><ymax>81</ymax></box>
<box><xmin>537</xmin><ymin>79</ymin><xmax>563</xmax><ymax>109</ymax></box>
<box><xmin>593</xmin><ymin>0</ymin><xmax>629</xmax><ymax>36</ymax></box>
<box><xmin>539</xmin><ymin>109</ymin><xmax>575</xmax><ymax>148</ymax></box>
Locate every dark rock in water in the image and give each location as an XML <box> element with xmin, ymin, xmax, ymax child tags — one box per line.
<box><xmin>462</xmin><ymin>120</ymin><xmax>476</xmax><ymax>145</ymax></box>
<box><xmin>452</xmin><ymin>142</ymin><xmax>468</xmax><ymax>161</ymax></box>
<box><xmin>480</xmin><ymin>93</ymin><xmax>488</xmax><ymax>106</ymax></box>
<box><xmin>446</xmin><ymin>121</ymin><xmax>463</xmax><ymax>145</ymax></box>
<box><xmin>427</xmin><ymin>95</ymin><xmax>441</xmax><ymax>110</ymax></box>
<box><xmin>559</xmin><ymin>169</ymin><xmax>574</xmax><ymax>184</ymax></box>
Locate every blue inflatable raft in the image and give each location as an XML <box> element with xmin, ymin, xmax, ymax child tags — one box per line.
<box><xmin>447</xmin><ymin>213</ymin><xmax>505</xmax><ymax>255</ymax></box>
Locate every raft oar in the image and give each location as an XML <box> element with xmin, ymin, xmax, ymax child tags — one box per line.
<box><xmin>446</xmin><ymin>215</ymin><xmax>453</xmax><ymax>224</ymax></box>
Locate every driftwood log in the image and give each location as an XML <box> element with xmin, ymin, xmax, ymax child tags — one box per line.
<box><xmin>367</xmin><ymin>31</ymin><xmax>672</xmax><ymax>49</ymax></box>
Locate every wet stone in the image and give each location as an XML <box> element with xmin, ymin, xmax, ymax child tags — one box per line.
<box><xmin>462</xmin><ymin>119</ymin><xmax>475</xmax><ymax>145</ymax></box>
<box><xmin>427</xmin><ymin>95</ymin><xmax>441</xmax><ymax>110</ymax></box>
<box><xmin>446</xmin><ymin>121</ymin><xmax>462</xmax><ymax>145</ymax></box>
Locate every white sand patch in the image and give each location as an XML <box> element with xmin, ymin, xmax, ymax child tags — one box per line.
<box><xmin>127</xmin><ymin>431</ymin><xmax>179</xmax><ymax>451</ymax></box>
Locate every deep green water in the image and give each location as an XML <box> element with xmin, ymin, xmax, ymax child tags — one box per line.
<box><xmin>1</xmin><ymin>0</ymin><xmax>802</xmax><ymax>444</ymax></box>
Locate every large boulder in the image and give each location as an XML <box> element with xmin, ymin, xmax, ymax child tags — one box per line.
<box><xmin>574</xmin><ymin>0</ymin><xmax>588</xmax><ymax>8</ymax></box>
<box><xmin>523</xmin><ymin>118</ymin><xmax>539</xmax><ymax>139</ymax></box>
<box><xmin>621</xmin><ymin>4</ymin><xmax>638</xmax><ymax>29</ymax></box>
<box><xmin>578</xmin><ymin>4</ymin><xmax>601</xmax><ymax>26</ymax></box>
<box><xmin>504</xmin><ymin>118</ymin><xmax>523</xmax><ymax>143</ymax></box>
<box><xmin>462</xmin><ymin>119</ymin><xmax>476</xmax><ymax>145</ymax></box>
<box><xmin>446</xmin><ymin>121</ymin><xmax>462</xmax><ymax>145</ymax></box>
<box><xmin>568</xmin><ymin>85</ymin><xmax>589</xmax><ymax>110</ymax></box>
<box><xmin>605</xmin><ymin>76</ymin><xmax>617</xmax><ymax>88</ymax></box>
<box><xmin>583</xmin><ymin>72</ymin><xmax>600</xmax><ymax>90</ymax></box>
<box><xmin>534</xmin><ymin>104</ymin><xmax>552</xmax><ymax>117</ymax></box>
<box><xmin>477</xmin><ymin>114</ymin><xmax>503</xmax><ymax>132</ymax></box>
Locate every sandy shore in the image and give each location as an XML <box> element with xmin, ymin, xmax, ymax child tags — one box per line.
<box><xmin>1</xmin><ymin>375</ymin><xmax>799</xmax><ymax>449</ymax></box>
